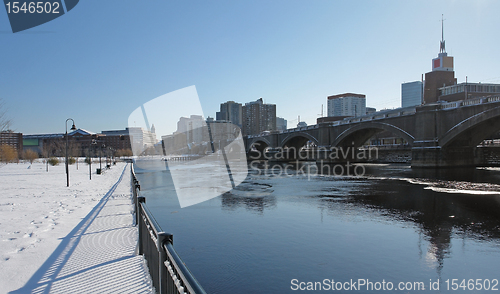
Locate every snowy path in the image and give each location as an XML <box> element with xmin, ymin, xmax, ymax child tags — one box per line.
<box><xmin>1</xmin><ymin>162</ymin><xmax>153</xmax><ymax>293</ymax></box>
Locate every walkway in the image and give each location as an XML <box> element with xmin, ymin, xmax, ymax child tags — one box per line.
<box><xmin>11</xmin><ymin>164</ymin><xmax>153</xmax><ymax>294</ymax></box>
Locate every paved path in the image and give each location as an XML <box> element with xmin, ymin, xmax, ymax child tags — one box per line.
<box><xmin>12</xmin><ymin>164</ymin><xmax>153</xmax><ymax>294</ymax></box>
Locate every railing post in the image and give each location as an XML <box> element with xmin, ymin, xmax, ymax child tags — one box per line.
<box><xmin>134</xmin><ymin>181</ymin><xmax>141</xmax><ymax>225</ymax></box>
<box><xmin>137</xmin><ymin>196</ymin><xmax>146</xmax><ymax>255</ymax></box>
<box><xmin>157</xmin><ymin>232</ymin><xmax>173</xmax><ymax>294</ymax></box>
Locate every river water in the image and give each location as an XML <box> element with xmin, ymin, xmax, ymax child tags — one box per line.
<box><xmin>134</xmin><ymin>160</ymin><xmax>500</xmax><ymax>293</ymax></box>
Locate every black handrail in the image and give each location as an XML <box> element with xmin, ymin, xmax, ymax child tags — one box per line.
<box><xmin>131</xmin><ymin>164</ymin><xmax>207</xmax><ymax>294</ymax></box>
<box><xmin>164</xmin><ymin>242</ymin><xmax>207</xmax><ymax>294</ymax></box>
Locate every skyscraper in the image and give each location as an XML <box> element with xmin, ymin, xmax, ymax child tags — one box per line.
<box><xmin>327</xmin><ymin>93</ymin><xmax>366</xmax><ymax>117</ymax></box>
<box><xmin>401</xmin><ymin>81</ymin><xmax>423</xmax><ymax>107</ymax></box>
<box><xmin>242</xmin><ymin>98</ymin><xmax>276</xmax><ymax>136</ymax></box>
<box><xmin>216</xmin><ymin>101</ymin><xmax>242</xmax><ymax>127</ymax></box>
<box><xmin>176</xmin><ymin>115</ymin><xmax>206</xmax><ymax>144</ymax></box>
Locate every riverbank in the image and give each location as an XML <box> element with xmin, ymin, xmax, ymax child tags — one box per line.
<box><xmin>0</xmin><ymin>161</ymin><xmax>153</xmax><ymax>293</ymax></box>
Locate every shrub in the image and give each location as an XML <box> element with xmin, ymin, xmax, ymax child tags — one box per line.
<box><xmin>68</xmin><ymin>157</ymin><xmax>76</xmax><ymax>165</ymax></box>
<box><xmin>48</xmin><ymin>157</ymin><xmax>59</xmax><ymax>166</ymax></box>
<box><xmin>84</xmin><ymin>157</ymin><xmax>92</xmax><ymax>164</ymax></box>
<box><xmin>0</xmin><ymin>144</ymin><xmax>18</xmax><ymax>163</ymax></box>
<box><xmin>116</xmin><ymin>149</ymin><xmax>133</xmax><ymax>157</ymax></box>
<box><xmin>23</xmin><ymin>149</ymin><xmax>39</xmax><ymax>164</ymax></box>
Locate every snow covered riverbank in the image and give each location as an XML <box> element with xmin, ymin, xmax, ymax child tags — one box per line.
<box><xmin>0</xmin><ymin>161</ymin><xmax>152</xmax><ymax>293</ymax></box>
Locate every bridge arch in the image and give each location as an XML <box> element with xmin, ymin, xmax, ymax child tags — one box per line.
<box><xmin>332</xmin><ymin>122</ymin><xmax>415</xmax><ymax>147</ymax></box>
<box><xmin>246</xmin><ymin>137</ymin><xmax>272</xmax><ymax>153</ymax></box>
<box><xmin>439</xmin><ymin>105</ymin><xmax>500</xmax><ymax>148</ymax></box>
<box><xmin>280</xmin><ymin>132</ymin><xmax>319</xmax><ymax>149</ymax></box>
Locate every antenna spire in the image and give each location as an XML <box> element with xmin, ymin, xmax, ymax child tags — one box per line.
<box><xmin>440</xmin><ymin>14</ymin><xmax>446</xmax><ymax>53</ymax></box>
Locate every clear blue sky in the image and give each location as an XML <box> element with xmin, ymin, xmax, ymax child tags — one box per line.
<box><xmin>1</xmin><ymin>0</ymin><xmax>499</xmax><ymax>134</ymax></box>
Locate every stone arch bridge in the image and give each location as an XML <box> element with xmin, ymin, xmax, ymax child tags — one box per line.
<box><xmin>244</xmin><ymin>96</ymin><xmax>500</xmax><ymax>167</ymax></box>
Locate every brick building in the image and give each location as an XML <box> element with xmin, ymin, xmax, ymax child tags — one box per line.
<box><xmin>0</xmin><ymin>131</ymin><xmax>23</xmax><ymax>158</ymax></box>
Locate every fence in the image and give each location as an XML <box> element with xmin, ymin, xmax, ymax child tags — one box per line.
<box><xmin>131</xmin><ymin>164</ymin><xmax>207</xmax><ymax>294</ymax></box>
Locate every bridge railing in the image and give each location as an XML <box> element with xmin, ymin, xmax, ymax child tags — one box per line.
<box><xmin>487</xmin><ymin>96</ymin><xmax>500</xmax><ymax>103</ymax></box>
<box><xmin>440</xmin><ymin>101</ymin><xmax>460</xmax><ymax>109</ymax></box>
<box><xmin>462</xmin><ymin>98</ymin><xmax>484</xmax><ymax>106</ymax></box>
<box><xmin>439</xmin><ymin>94</ymin><xmax>500</xmax><ymax>110</ymax></box>
<box><xmin>247</xmin><ymin>95</ymin><xmax>500</xmax><ymax>139</ymax></box>
<box><xmin>131</xmin><ymin>164</ymin><xmax>207</xmax><ymax>294</ymax></box>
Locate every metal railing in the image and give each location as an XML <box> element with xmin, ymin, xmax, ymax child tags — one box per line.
<box><xmin>440</xmin><ymin>94</ymin><xmax>500</xmax><ymax>109</ymax></box>
<box><xmin>131</xmin><ymin>164</ymin><xmax>207</xmax><ymax>294</ymax></box>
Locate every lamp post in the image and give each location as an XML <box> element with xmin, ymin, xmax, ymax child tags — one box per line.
<box><xmin>100</xmin><ymin>143</ymin><xmax>105</xmax><ymax>171</ymax></box>
<box><xmin>107</xmin><ymin>147</ymin><xmax>111</xmax><ymax>168</ymax></box>
<box><xmin>90</xmin><ymin>139</ymin><xmax>97</xmax><ymax>180</ymax></box>
<box><xmin>65</xmin><ymin>118</ymin><xmax>77</xmax><ymax>187</ymax></box>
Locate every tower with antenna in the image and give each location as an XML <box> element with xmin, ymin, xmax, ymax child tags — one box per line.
<box><xmin>440</xmin><ymin>14</ymin><xmax>446</xmax><ymax>53</ymax></box>
<box><xmin>423</xmin><ymin>14</ymin><xmax>457</xmax><ymax>104</ymax></box>
<box><xmin>432</xmin><ymin>14</ymin><xmax>453</xmax><ymax>72</ymax></box>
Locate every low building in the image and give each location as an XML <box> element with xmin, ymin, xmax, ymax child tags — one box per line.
<box><xmin>438</xmin><ymin>83</ymin><xmax>500</xmax><ymax>102</ymax></box>
<box><xmin>101</xmin><ymin>134</ymin><xmax>132</xmax><ymax>153</ymax></box>
<box><xmin>0</xmin><ymin>131</ymin><xmax>23</xmax><ymax>158</ymax></box>
<box><xmin>103</xmin><ymin>127</ymin><xmax>154</xmax><ymax>155</ymax></box>
<box><xmin>23</xmin><ymin>129</ymin><xmax>132</xmax><ymax>157</ymax></box>
<box><xmin>366</xmin><ymin>107</ymin><xmax>377</xmax><ymax>115</ymax></box>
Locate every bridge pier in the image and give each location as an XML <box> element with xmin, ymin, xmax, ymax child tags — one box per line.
<box><xmin>411</xmin><ymin>144</ymin><xmax>477</xmax><ymax>168</ymax></box>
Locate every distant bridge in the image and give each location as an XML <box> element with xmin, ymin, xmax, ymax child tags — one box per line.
<box><xmin>244</xmin><ymin>96</ymin><xmax>500</xmax><ymax>167</ymax></box>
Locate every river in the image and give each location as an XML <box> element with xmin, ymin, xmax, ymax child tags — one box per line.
<box><xmin>134</xmin><ymin>160</ymin><xmax>500</xmax><ymax>293</ymax></box>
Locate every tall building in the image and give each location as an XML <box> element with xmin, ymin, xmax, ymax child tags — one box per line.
<box><xmin>402</xmin><ymin>81</ymin><xmax>423</xmax><ymax>107</ymax></box>
<box><xmin>242</xmin><ymin>98</ymin><xmax>276</xmax><ymax>136</ymax></box>
<box><xmin>423</xmin><ymin>16</ymin><xmax>457</xmax><ymax>104</ymax></box>
<box><xmin>327</xmin><ymin>93</ymin><xmax>366</xmax><ymax>117</ymax></box>
<box><xmin>216</xmin><ymin>101</ymin><xmax>242</xmax><ymax>127</ymax></box>
<box><xmin>276</xmin><ymin>117</ymin><xmax>287</xmax><ymax>131</ymax></box>
<box><xmin>176</xmin><ymin>115</ymin><xmax>206</xmax><ymax>144</ymax></box>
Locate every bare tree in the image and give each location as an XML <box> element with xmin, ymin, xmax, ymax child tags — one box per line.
<box><xmin>23</xmin><ymin>149</ymin><xmax>39</xmax><ymax>164</ymax></box>
<box><xmin>0</xmin><ymin>98</ymin><xmax>12</xmax><ymax>132</ymax></box>
<box><xmin>42</xmin><ymin>141</ymin><xmax>60</xmax><ymax>171</ymax></box>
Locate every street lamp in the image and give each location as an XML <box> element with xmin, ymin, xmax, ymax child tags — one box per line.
<box><xmin>90</xmin><ymin>139</ymin><xmax>97</xmax><ymax>180</ymax></box>
<box><xmin>65</xmin><ymin>118</ymin><xmax>77</xmax><ymax>187</ymax></box>
<box><xmin>100</xmin><ymin>143</ymin><xmax>105</xmax><ymax>171</ymax></box>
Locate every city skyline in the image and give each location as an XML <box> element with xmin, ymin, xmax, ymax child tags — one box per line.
<box><xmin>2</xmin><ymin>1</ymin><xmax>500</xmax><ymax>134</ymax></box>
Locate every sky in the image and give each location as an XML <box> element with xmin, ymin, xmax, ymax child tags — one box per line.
<box><xmin>1</xmin><ymin>0</ymin><xmax>500</xmax><ymax>135</ymax></box>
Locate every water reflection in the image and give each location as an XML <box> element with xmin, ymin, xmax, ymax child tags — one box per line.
<box><xmin>221</xmin><ymin>180</ymin><xmax>276</xmax><ymax>213</ymax></box>
<box><xmin>315</xmin><ymin>165</ymin><xmax>500</xmax><ymax>276</ymax></box>
<box><xmin>249</xmin><ymin>161</ymin><xmax>500</xmax><ymax>274</ymax></box>
<box><xmin>135</xmin><ymin>160</ymin><xmax>500</xmax><ymax>294</ymax></box>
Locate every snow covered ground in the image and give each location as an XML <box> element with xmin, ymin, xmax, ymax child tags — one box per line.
<box><xmin>0</xmin><ymin>160</ymin><xmax>153</xmax><ymax>293</ymax></box>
